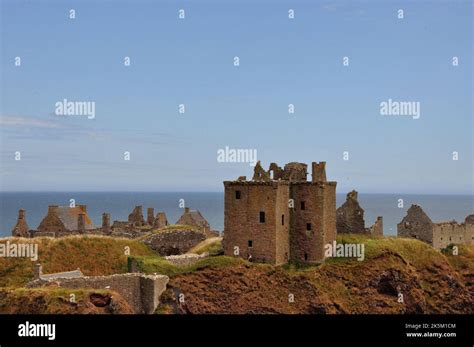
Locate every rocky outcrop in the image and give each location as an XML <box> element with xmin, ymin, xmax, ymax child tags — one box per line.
<box><xmin>142</xmin><ymin>229</ymin><xmax>206</xmax><ymax>256</ymax></box>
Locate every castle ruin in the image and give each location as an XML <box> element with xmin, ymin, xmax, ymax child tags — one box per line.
<box><xmin>223</xmin><ymin>161</ymin><xmax>337</xmax><ymax>265</ymax></box>
<box><xmin>336</xmin><ymin>190</ymin><xmax>383</xmax><ymax>237</ymax></box>
<box><xmin>397</xmin><ymin>204</ymin><xmax>474</xmax><ymax>249</ymax></box>
<box><xmin>12</xmin><ymin>205</ymin><xmax>172</xmax><ymax>239</ymax></box>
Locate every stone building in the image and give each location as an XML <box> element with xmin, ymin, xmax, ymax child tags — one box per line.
<box><xmin>110</xmin><ymin>206</ymin><xmax>169</xmax><ymax>234</ymax></box>
<box><xmin>176</xmin><ymin>207</ymin><xmax>210</xmax><ymax>233</ymax></box>
<box><xmin>29</xmin><ymin>264</ymin><xmax>168</xmax><ymax>314</ymax></box>
<box><xmin>336</xmin><ymin>190</ymin><xmax>383</xmax><ymax>237</ymax></box>
<box><xmin>128</xmin><ymin>206</ymin><xmax>145</xmax><ymax>227</ymax></box>
<box><xmin>35</xmin><ymin>205</ymin><xmax>95</xmax><ymax>236</ymax></box>
<box><xmin>154</xmin><ymin>212</ymin><xmax>168</xmax><ymax>228</ymax></box>
<box><xmin>336</xmin><ymin>191</ymin><xmax>365</xmax><ymax>234</ymax></box>
<box><xmin>11</xmin><ymin>209</ymin><xmax>30</xmax><ymax>237</ymax></box>
<box><xmin>223</xmin><ymin>160</ymin><xmax>337</xmax><ymax>265</ymax></box>
<box><xmin>397</xmin><ymin>204</ymin><xmax>474</xmax><ymax>249</ymax></box>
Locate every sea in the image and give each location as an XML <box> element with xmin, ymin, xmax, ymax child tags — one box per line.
<box><xmin>0</xmin><ymin>192</ymin><xmax>472</xmax><ymax>238</ymax></box>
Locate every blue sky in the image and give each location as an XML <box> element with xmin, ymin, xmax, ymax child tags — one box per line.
<box><xmin>0</xmin><ymin>0</ymin><xmax>472</xmax><ymax>193</ymax></box>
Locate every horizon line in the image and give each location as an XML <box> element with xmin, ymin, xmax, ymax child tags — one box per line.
<box><xmin>0</xmin><ymin>190</ymin><xmax>472</xmax><ymax>197</ymax></box>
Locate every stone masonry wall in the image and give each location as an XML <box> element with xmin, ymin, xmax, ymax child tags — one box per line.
<box><xmin>223</xmin><ymin>182</ymin><xmax>289</xmax><ymax>264</ymax></box>
<box><xmin>432</xmin><ymin>222</ymin><xmax>474</xmax><ymax>250</ymax></box>
<box><xmin>290</xmin><ymin>183</ymin><xmax>326</xmax><ymax>263</ymax></box>
<box><xmin>336</xmin><ymin>191</ymin><xmax>366</xmax><ymax>234</ymax></box>
<box><xmin>397</xmin><ymin>204</ymin><xmax>434</xmax><ymax>244</ymax></box>
<box><xmin>142</xmin><ymin>229</ymin><xmax>206</xmax><ymax>256</ymax></box>
<box><xmin>28</xmin><ymin>273</ymin><xmax>168</xmax><ymax>314</ymax></box>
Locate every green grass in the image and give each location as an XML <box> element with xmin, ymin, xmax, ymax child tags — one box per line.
<box><xmin>189</xmin><ymin>237</ymin><xmax>223</xmax><ymax>255</ymax></box>
<box><xmin>135</xmin><ymin>224</ymin><xmax>202</xmax><ymax>241</ymax></box>
<box><xmin>0</xmin><ymin>235</ymin><xmax>156</xmax><ymax>287</ymax></box>
<box><xmin>129</xmin><ymin>255</ymin><xmax>245</xmax><ymax>277</ymax></box>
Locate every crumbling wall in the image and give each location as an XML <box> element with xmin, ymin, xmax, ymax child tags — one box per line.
<box><xmin>312</xmin><ymin>162</ymin><xmax>327</xmax><ymax>183</ymax></box>
<box><xmin>142</xmin><ymin>229</ymin><xmax>206</xmax><ymax>256</ymax></box>
<box><xmin>128</xmin><ymin>206</ymin><xmax>145</xmax><ymax>227</ymax></box>
<box><xmin>154</xmin><ymin>212</ymin><xmax>168</xmax><ymax>228</ymax></box>
<box><xmin>336</xmin><ymin>191</ymin><xmax>366</xmax><ymax>234</ymax></box>
<box><xmin>252</xmin><ymin>161</ymin><xmax>271</xmax><ymax>181</ymax></box>
<box><xmin>28</xmin><ymin>273</ymin><xmax>168</xmax><ymax>314</ymax></box>
<box><xmin>164</xmin><ymin>253</ymin><xmax>208</xmax><ymax>266</ymax></box>
<box><xmin>369</xmin><ymin>217</ymin><xmax>384</xmax><ymax>237</ymax></box>
<box><xmin>432</xmin><ymin>220</ymin><xmax>474</xmax><ymax>249</ymax></box>
<box><xmin>397</xmin><ymin>205</ymin><xmax>434</xmax><ymax>244</ymax></box>
<box><xmin>11</xmin><ymin>209</ymin><xmax>30</xmax><ymax>237</ymax></box>
<box><xmin>37</xmin><ymin>206</ymin><xmax>67</xmax><ymax>233</ymax></box>
<box><xmin>282</xmin><ymin>162</ymin><xmax>307</xmax><ymax>182</ymax></box>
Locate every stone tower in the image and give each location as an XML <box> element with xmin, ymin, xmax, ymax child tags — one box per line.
<box><xmin>102</xmin><ymin>213</ymin><xmax>111</xmax><ymax>233</ymax></box>
<box><xmin>147</xmin><ymin>208</ymin><xmax>155</xmax><ymax>225</ymax></box>
<box><xmin>223</xmin><ymin>161</ymin><xmax>337</xmax><ymax>265</ymax></box>
<box><xmin>12</xmin><ymin>209</ymin><xmax>30</xmax><ymax>237</ymax></box>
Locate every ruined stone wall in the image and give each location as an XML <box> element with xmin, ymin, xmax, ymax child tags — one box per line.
<box><xmin>432</xmin><ymin>222</ymin><xmax>474</xmax><ymax>249</ymax></box>
<box><xmin>12</xmin><ymin>209</ymin><xmax>30</xmax><ymax>237</ymax></box>
<box><xmin>29</xmin><ymin>273</ymin><xmax>168</xmax><ymax>314</ymax></box>
<box><xmin>369</xmin><ymin>217</ymin><xmax>384</xmax><ymax>237</ymax></box>
<box><xmin>37</xmin><ymin>207</ymin><xmax>67</xmax><ymax>233</ymax></box>
<box><xmin>289</xmin><ymin>183</ymin><xmax>326</xmax><ymax>263</ymax></box>
<box><xmin>154</xmin><ymin>212</ymin><xmax>168</xmax><ymax>228</ymax></box>
<box><xmin>397</xmin><ymin>205</ymin><xmax>434</xmax><ymax>244</ymax></box>
<box><xmin>128</xmin><ymin>206</ymin><xmax>145</xmax><ymax>227</ymax></box>
<box><xmin>223</xmin><ymin>182</ymin><xmax>288</xmax><ymax>264</ymax></box>
<box><xmin>336</xmin><ymin>191</ymin><xmax>366</xmax><ymax>234</ymax></box>
<box><xmin>164</xmin><ymin>253</ymin><xmax>208</xmax><ymax>266</ymax></box>
<box><xmin>142</xmin><ymin>229</ymin><xmax>206</xmax><ymax>256</ymax></box>
<box><xmin>311</xmin><ymin>162</ymin><xmax>327</xmax><ymax>183</ymax></box>
<box><xmin>282</xmin><ymin>163</ymin><xmax>307</xmax><ymax>182</ymax></box>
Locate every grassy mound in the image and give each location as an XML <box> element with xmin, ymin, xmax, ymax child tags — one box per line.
<box><xmin>0</xmin><ymin>235</ymin><xmax>155</xmax><ymax>287</ymax></box>
<box><xmin>189</xmin><ymin>237</ymin><xmax>223</xmax><ymax>255</ymax></box>
<box><xmin>129</xmin><ymin>255</ymin><xmax>244</xmax><ymax>277</ymax></box>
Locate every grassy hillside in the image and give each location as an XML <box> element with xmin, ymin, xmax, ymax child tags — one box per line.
<box><xmin>1</xmin><ymin>234</ymin><xmax>472</xmax><ymax>314</ymax></box>
<box><xmin>129</xmin><ymin>254</ymin><xmax>244</xmax><ymax>277</ymax></box>
<box><xmin>0</xmin><ymin>287</ymin><xmax>133</xmax><ymax>314</ymax></box>
<box><xmin>0</xmin><ymin>235</ymin><xmax>155</xmax><ymax>287</ymax></box>
<box><xmin>158</xmin><ymin>235</ymin><xmax>474</xmax><ymax>314</ymax></box>
<box><xmin>188</xmin><ymin>237</ymin><xmax>223</xmax><ymax>255</ymax></box>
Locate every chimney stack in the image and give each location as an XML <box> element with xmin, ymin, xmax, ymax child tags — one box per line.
<box><xmin>312</xmin><ymin>162</ymin><xmax>327</xmax><ymax>183</ymax></box>
<box><xmin>34</xmin><ymin>264</ymin><xmax>43</xmax><ymax>280</ymax></box>
<box><xmin>78</xmin><ymin>212</ymin><xmax>86</xmax><ymax>233</ymax></box>
<box><xmin>147</xmin><ymin>208</ymin><xmax>155</xmax><ymax>225</ymax></box>
<box><xmin>102</xmin><ymin>213</ymin><xmax>110</xmax><ymax>232</ymax></box>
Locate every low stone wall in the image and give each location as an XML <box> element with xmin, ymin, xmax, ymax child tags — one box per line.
<box><xmin>28</xmin><ymin>273</ymin><xmax>168</xmax><ymax>314</ymax></box>
<box><xmin>142</xmin><ymin>229</ymin><xmax>206</xmax><ymax>256</ymax></box>
<box><xmin>165</xmin><ymin>252</ymin><xmax>209</xmax><ymax>266</ymax></box>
